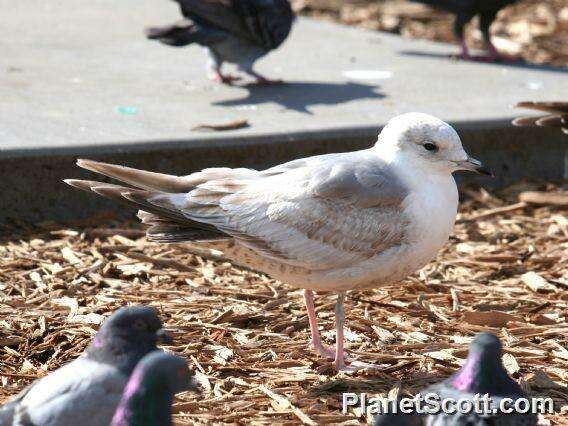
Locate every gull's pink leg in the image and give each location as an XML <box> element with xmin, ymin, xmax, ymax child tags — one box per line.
<box><xmin>333</xmin><ymin>292</ymin><xmax>379</xmax><ymax>372</ymax></box>
<box><xmin>333</xmin><ymin>291</ymin><xmax>349</xmax><ymax>370</ymax></box>
<box><xmin>304</xmin><ymin>289</ymin><xmax>334</xmax><ymax>359</ymax></box>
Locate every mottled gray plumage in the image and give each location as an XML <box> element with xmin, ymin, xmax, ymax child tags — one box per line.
<box><xmin>0</xmin><ymin>306</ymin><xmax>171</xmax><ymax>426</ymax></box>
<box><xmin>513</xmin><ymin>102</ymin><xmax>568</xmax><ymax>134</ymax></box>
<box><xmin>145</xmin><ymin>0</ymin><xmax>295</xmax><ymax>84</ymax></box>
<box><xmin>110</xmin><ymin>352</ymin><xmax>198</xmax><ymax>426</ymax></box>
<box><xmin>373</xmin><ymin>333</ymin><xmax>537</xmax><ymax>426</ymax></box>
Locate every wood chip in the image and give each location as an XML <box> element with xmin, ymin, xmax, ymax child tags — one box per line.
<box><xmin>519</xmin><ymin>191</ymin><xmax>568</xmax><ymax>206</ymax></box>
<box><xmin>521</xmin><ymin>272</ymin><xmax>557</xmax><ymax>293</ymax></box>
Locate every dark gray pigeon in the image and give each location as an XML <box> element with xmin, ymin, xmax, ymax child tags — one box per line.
<box><xmin>410</xmin><ymin>1</ymin><xmax>519</xmax><ymax>62</ymax></box>
<box><xmin>145</xmin><ymin>0</ymin><xmax>295</xmax><ymax>85</ymax></box>
<box><xmin>374</xmin><ymin>333</ymin><xmax>537</xmax><ymax>425</ymax></box>
<box><xmin>513</xmin><ymin>102</ymin><xmax>568</xmax><ymax>134</ymax></box>
<box><xmin>110</xmin><ymin>351</ymin><xmax>198</xmax><ymax>426</ymax></box>
<box><xmin>0</xmin><ymin>306</ymin><xmax>172</xmax><ymax>426</ymax></box>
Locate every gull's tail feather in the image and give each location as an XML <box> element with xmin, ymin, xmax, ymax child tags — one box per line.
<box><xmin>64</xmin><ymin>173</ymin><xmax>226</xmax><ymax>243</ymax></box>
<box><xmin>76</xmin><ymin>159</ymin><xmax>194</xmax><ymax>193</ymax></box>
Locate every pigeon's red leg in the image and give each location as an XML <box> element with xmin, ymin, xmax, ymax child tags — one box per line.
<box><xmin>209</xmin><ymin>70</ymin><xmax>241</xmax><ymax>85</ymax></box>
<box><xmin>304</xmin><ymin>289</ymin><xmax>335</xmax><ymax>359</ymax></box>
<box><xmin>456</xmin><ymin>39</ymin><xmax>473</xmax><ymax>61</ymax></box>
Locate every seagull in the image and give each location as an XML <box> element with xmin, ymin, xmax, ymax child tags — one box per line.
<box><xmin>145</xmin><ymin>0</ymin><xmax>295</xmax><ymax>85</ymax></box>
<box><xmin>513</xmin><ymin>101</ymin><xmax>568</xmax><ymax>134</ymax></box>
<box><xmin>410</xmin><ymin>0</ymin><xmax>519</xmax><ymax>62</ymax></box>
<box><xmin>374</xmin><ymin>333</ymin><xmax>537</xmax><ymax>425</ymax></box>
<box><xmin>64</xmin><ymin>112</ymin><xmax>491</xmax><ymax>371</ymax></box>
<box><xmin>110</xmin><ymin>352</ymin><xmax>199</xmax><ymax>426</ymax></box>
<box><xmin>0</xmin><ymin>306</ymin><xmax>172</xmax><ymax>426</ymax></box>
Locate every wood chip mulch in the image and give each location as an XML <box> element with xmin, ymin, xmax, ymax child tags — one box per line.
<box><xmin>292</xmin><ymin>0</ymin><xmax>568</xmax><ymax>68</ymax></box>
<box><xmin>0</xmin><ymin>182</ymin><xmax>567</xmax><ymax>425</ymax></box>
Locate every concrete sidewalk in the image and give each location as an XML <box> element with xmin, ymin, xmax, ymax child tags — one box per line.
<box><xmin>1</xmin><ymin>0</ymin><xmax>567</xmax><ymax>223</ymax></box>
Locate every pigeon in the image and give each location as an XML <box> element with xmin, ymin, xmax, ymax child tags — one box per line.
<box><xmin>410</xmin><ymin>0</ymin><xmax>519</xmax><ymax>62</ymax></box>
<box><xmin>110</xmin><ymin>351</ymin><xmax>199</xmax><ymax>426</ymax></box>
<box><xmin>373</xmin><ymin>333</ymin><xmax>537</xmax><ymax>425</ymax></box>
<box><xmin>0</xmin><ymin>306</ymin><xmax>172</xmax><ymax>426</ymax></box>
<box><xmin>513</xmin><ymin>102</ymin><xmax>568</xmax><ymax>134</ymax></box>
<box><xmin>64</xmin><ymin>112</ymin><xmax>491</xmax><ymax>371</ymax></box>
<box><xmin>145</xmin><ymin>0</ymin><xmax>295</xmax><ymax>85</ymax></box>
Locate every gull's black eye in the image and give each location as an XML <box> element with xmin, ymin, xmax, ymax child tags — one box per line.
<box><xmin>423</xmin><ymin>143</ymin><xmax>438</xmax><ymax>152</ymax></box>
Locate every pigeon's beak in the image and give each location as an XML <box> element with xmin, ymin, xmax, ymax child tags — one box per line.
<box><xmin>455</xmin><ymin>156</ymin><xmax>494</xmax><ymax>177</ymax></box>
<box><xmin>156</xmin><ymin>328</ymin><xmax>174</xmax><ymax>345</ymax></box>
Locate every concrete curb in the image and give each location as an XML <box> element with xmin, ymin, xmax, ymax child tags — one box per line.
<box><xmin>3</xmin><ymin>121</ymin><xmax>565</xmax><ymax>224</ymax></box>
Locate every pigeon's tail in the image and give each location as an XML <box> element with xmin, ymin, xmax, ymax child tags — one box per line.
<box><xmin>513</xmin><ymin>101</ymin><xmax>568</xmax><ymax>134</ymax></box>
<box><xmin>64</xmin><ymin>160</ymin><xmax>228</xmax><ymax>243</ymax></box>
<box><xmin>145</xmin><ymin>20</ymin><xmax>201</xmax><ymax>47</ymax></box>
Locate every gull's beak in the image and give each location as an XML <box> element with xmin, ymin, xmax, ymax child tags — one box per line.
<box><xmin>455</xmin><ymin>156</ymin><xmax>493</xmax><ymax>177</ymax></box>
<box><xmin>156</xmin><ymin>328</ymin><xmax>174</xmax><ymax>345</ymax></box>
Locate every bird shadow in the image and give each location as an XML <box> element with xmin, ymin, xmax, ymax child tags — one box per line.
<box><xmin>399</xmin><ymin>50</ymin><xmax>568</xmax><ymax>74</ymax></box>
<box><xmin>213</xmin><ymin>81</ymin><xmax>386</xmax><ymax>114</ymax></box>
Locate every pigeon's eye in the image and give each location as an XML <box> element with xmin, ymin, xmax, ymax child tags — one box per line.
<box><xmin>423</xmin><ymin>143</ymin><xmax>438</xmax><ymax>152</ymax></box>
<box><xmin>133</xmin><ymin>319</ymin><xmax>148</xmax><ymax>331</ymax></box>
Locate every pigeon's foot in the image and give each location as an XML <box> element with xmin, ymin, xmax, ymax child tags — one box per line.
<box><xmin>209</xmin><ymin>72</ymin><xmax>241</xmax><ymax>85</ymax></box>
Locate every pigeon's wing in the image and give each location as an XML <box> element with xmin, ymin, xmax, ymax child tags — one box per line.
<box><xmin>11</xmin><ymin>358</ymin><xmax>127</xmax><ymax>426</ymax></box>
<box><xmin>174</xmin><ymin>0</ymin><xmax>294</xmax><ymax>49</ymax></box>
<box><xmin>148</xmin><ymin>151</ymin><xmax>411</xmax><ymax>270</ymax></box>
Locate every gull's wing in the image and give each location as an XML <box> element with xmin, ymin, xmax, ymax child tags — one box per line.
<box><xmin>174</xmin><ymin>0</ymin><xmax>294</xmax><ymax>50</ymax></box>
<box><xmin>180</xmin><ymin>152</ymin><xmax>410</xmax><ymax>270</ymax></box>
<box><xmin>67</xmin><ymin>150</ymin><xmax>408</xmax><ymax>270</ymax></box>
<box><xmin>66</xmin><ymin>151</ymin><xmax>410</xmax><ymax>271</ymax></box>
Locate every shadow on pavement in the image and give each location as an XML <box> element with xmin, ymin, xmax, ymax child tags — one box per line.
<box><xmin>213</xmin><ymin>81</ymin><xmax>386</xmax><ymax>114</ymax></box>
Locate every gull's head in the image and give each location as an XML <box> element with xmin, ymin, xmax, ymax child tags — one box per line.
<box><xmin>374</xmin><ymin>113</ymin><xmax>492</xmax><ymax>176</ymax></box>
